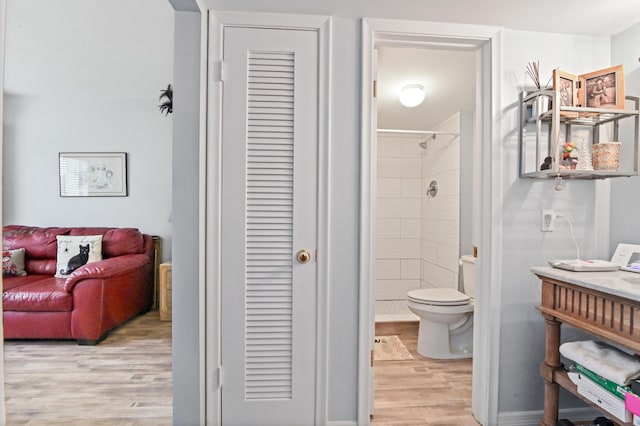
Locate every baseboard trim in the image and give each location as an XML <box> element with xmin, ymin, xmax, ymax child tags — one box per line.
<box><xmin>498</xmin><ymin>407</ymin><xmax>600</xmax><ymax>426</ymax></box>
<box><xmin>329</xmin><ymin>408</ymin><xmax>602</xmax><ymax>426</ymax></box>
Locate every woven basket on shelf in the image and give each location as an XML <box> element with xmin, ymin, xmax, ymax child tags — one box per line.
<box><xmin>592</xmin><ymin>142</ymin><xmax>621</xmax><ymax>170</ymax></box>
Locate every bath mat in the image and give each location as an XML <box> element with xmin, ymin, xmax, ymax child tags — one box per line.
<box><xmin>374</xmin><ymin>335</ymin><xmax>414</xmax><ymax>361</ymax></box>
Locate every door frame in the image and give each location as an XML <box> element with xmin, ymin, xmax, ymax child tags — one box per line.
<box><xmin>359</xmin><ymin>18</ymin><xmax>504</xmax><ymax>425</ymax></box>
<box><xmin>0</xmin><ymin>0</ymin><xmax>5</xmax><ymax>419</ymax></box>
<box><xmin>205</xmin><ymin>11</ymin><xmax>332</xmax><ymax>425</ymax></box>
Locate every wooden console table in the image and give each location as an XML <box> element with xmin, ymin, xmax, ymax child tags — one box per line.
<box><xmin>533</xmin><ymin>267</ymin><xmax>640</xmax><ymax>426</ymax></box>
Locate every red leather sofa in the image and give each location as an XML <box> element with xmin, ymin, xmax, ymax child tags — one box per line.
<box><xmin>2</xmin><ymin>225</ymin><xmax>156</xmax><ymax>344</ymax></box>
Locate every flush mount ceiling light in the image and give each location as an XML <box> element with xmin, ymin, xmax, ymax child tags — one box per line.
<box><xmin>399</xmin><ymin>84</ymin><xmax>425</xmax><ymax>107</ymax></box>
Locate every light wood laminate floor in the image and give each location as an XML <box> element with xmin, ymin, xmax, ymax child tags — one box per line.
<box><xmin>4</xmin><ymin>311</ymin><xmax>172</xmax><ymax>425</ymax></box>
<box><xmin>372</xmin><ymin>321</ymin><xmax>480</xmax><ymax>426</ymax></box>
<box><xmin>4</xmin><ymin>314</ymin><xmax>477</xmax><ymax>425</ymax></box>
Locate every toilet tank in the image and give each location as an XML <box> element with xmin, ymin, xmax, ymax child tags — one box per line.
<box><xmin>460</xmin><ymin>255</ymin><xmax>476</xmax><ymax>298</ymax></box>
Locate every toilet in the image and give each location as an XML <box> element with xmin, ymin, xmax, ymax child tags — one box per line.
<box><xmin>406</xmin><ymin>255</ymin><xmax>476</xmax><ymax>359</ymax></box>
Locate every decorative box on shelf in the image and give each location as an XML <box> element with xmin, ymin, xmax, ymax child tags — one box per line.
<box><xmin>568</xmin><ymin>371</ymin><xmax>632</xmax><ymax>424</ymax></box>
<box><xmin>518</xmin><ymin>89</ymin><xmax>639</xmax><ymax>180</ymax></box>
<box><xmin>626</xmin><ymin>392</ymin><xmax>640</xmax><ymax>425</ymax></box>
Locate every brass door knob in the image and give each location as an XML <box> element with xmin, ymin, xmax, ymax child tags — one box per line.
<box><xmin>297</xmin><ymin>250</ymin><xmax>311</xmax><ymax>264</ymax></box>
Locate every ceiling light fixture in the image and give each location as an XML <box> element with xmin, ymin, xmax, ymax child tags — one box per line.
<box><xmin>399</xmin><ymin>84</ymin><xmax>425</xmax><ymax>107</ymax></box>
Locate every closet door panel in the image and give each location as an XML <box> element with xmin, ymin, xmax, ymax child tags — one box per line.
<box><xmin>220</xmin><ymin>26</ymin><xmax>319</xmax><ymax>426</ymax></box>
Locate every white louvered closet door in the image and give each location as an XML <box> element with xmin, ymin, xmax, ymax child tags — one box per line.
<box><xmin>220</xmin><ymin>27</ymin><xmax>318</xmax><ymax>426</ymax></box>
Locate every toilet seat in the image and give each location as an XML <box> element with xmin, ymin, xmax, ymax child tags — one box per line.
<box><xmin>407</xmin><ymin>288</ymin><xmax>471</xmax><ymax>306</ymax></box>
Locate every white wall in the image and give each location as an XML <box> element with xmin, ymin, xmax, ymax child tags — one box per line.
<box><xmin>498</xmin><ymin>29</ymin><xmax>612</xmax><ymax>415</ymax></box>
<box><xmin>420</xmin><ymin>113</ymin><xmax>461</xmax><ymax>290</ymax></box>
<box><xmin>3</xmin><ymin>0</ymin><xmax>174</xmax><ymax>261</ymax></box>
<box><xmin>375</xmin><ymin>113</ymin><xmax>475</xmax><ymax>300</ymax></box>
<box><xmin>376</xmin><ymin>132</ymin><xmax>422</xmax><ymax>299</ymax></box>
<box><xmin>610</xmin><ymin>23</ymin><xmax>640</xmax><ymax>254</ymax></box>
<box><xmin>459</xmin><ymin>110</ymin><xmax>474</xmax><ymax>258</ymax></box>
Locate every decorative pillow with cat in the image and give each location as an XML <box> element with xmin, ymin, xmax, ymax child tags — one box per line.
<box><xmin>55</xmin><ymin>235</ymin><xmax>103</xmax><ymax>278</ymax></box>
<box><xmin>3</xmin><ymin>248</ymin><xmax>27</xmax><ymax>276</ymax></box>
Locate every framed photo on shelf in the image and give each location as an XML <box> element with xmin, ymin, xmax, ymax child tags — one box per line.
<box><xmin>578</xmin><ymin>64</ymin><xmax>625</xmax><ymax>109</ymax></box>
<box><xmin>552</xmin><ymin>69</ymin><xmax>578</xmax><ymax>107</ymax></box>
<box><xmin>59</xmin><ymin>152</ymin><xmax>128</xmax><ymax>197</ymax></box>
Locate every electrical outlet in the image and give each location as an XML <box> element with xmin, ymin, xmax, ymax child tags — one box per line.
<box><xmin>541</xmin><ymin>209</ymin><xmax>555</xmax><ymax>232</ymax></box>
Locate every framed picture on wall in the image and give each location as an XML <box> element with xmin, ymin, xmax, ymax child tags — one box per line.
<box><xmin>578</xmin><ymin>64</ymin><xmax>625</xmax><ymax>109</ymax></box>
<box><xmin>59</xmin><ymin>152</ymin><xmax>128</xmax><ymax>197</ymax></box>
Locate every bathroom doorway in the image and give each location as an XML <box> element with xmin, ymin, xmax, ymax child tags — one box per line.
<box><xmin>372</xmin><ymin>44</ymin><xmax>477</xmax><ymax>423</ymax></box>
<box><xmin>359</xmin><ymin>19</ymin><xmax>502</xmax><ymax>425</ymax></box>
<box><xmin>374</xmin><ymin>46</ymin><xmax>476</xmax><ymax>322</ymax></box>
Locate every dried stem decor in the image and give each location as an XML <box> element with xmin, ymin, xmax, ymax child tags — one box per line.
<box><xmin>526</xmin><ymin>61</ymin><xmax>541</xmax><ymax>89</ymax></box>
<box><xmin>526</xmin><ymin>61</ymin><xmax>552</xmax><ymax>90</ymax></box>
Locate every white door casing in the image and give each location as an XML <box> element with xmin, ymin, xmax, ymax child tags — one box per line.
<box><xmin>360</xmin><ymin>18</ymin><xmax>503</xmax><ymax>426</ymax></box>
<box><xmin>369</xmin><ymin>47</ymin><xmax>378</xmax><ymax>418</ymax></box>
<box><xmin>220</xmin><ymin>25</ymin><xmax>319</xmax><ymax>425</ymax></box>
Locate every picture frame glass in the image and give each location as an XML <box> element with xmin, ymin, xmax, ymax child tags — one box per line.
<box><xmin>584</xmin><ymin>72</ymin><xmax>617</xmax><ymax>108</ymax></box>
<box><xmin>59</xmin><ymin>152</ymin><xmax>128</xmax><ymax>197</ymax></box>
<box><xmin>578</xmin><ymin>64</ymin><xmax>625</xmax><ymax>109</ymax></box>
<box><xmin>552</xmin><ymin>69</ymin><xmax>578</xmax><ymax>107</ymax></box>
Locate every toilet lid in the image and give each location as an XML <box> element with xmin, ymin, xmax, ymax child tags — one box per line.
<box><xmin>407</xmin><ymin>288</ymin><xmax>472</xmax><ymax>306</ymax></box>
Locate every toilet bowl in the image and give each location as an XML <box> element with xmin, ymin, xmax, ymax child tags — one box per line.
<box><xmin>406</xmin><ymin>255</ymin><xmax>476</xmax><ymax>359</ymax></box>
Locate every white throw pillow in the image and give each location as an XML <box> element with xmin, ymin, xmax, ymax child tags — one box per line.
<box><xmin>55</xmin><ymin>235</ymin><xmax>103</xmax><ymax>278</ymax></box>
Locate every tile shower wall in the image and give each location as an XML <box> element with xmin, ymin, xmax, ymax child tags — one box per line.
<box><xmin>376</xmin><ymin>133</ymin><xmax>423</xmax><ymax>300</ymax></box>
<box><xmin>421</xmin><ymin>113</ymin><xmax>461</xmax><ymax>290</ymax></box>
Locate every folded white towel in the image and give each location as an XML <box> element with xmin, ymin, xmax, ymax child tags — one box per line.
<box><xmin>560</xmin><ymin>340</ymin><xmax>640</xmax><ymax>385</ymax></box>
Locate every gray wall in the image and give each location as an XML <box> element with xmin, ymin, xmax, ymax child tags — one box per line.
<box><xmin>326</xmin><ymin>18</ymin><xmax>361</xmax><ymax>420</ymax></box>
<box><xmin>610</xmin><ymin>23</ymin><xmax>640</xmax><ymax>254</ymax></box>
<box><xmin>2</xmin><ymin>0</ymin><xmax>174</xmax><ymax>261</ymax></box>
<box><xmin>170</xmin><ymin>7</ymin><xmax>203</xmax><ymax>425</ymax></box>
<box><xmin>498</xmin><ymin>29</ymin><xmax>612</xmax><ymax>415</ymax></box>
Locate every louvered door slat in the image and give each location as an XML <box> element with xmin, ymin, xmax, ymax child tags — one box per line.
<box><xmin>245</xmin><ymin>49</ymin><xmax>295</xmax><ymax>400</ymax></box>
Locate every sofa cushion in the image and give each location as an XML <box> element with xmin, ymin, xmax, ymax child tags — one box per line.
<box><xmin>3</xmin><ymin>226</ymin><xmax>70</xmax><ymax>261</ymax></box>
<box><xmin>25</xmin><ymin>258</ymin><xmax>58</xmax><ymax>276</ymax></box>
<box><xmin>55</xmin><ymin>235</ymin><xmax>103</xmax><ymax>278</ymax></box>
<box><xmin>3</xmin><ymin>276</ymin><xmax>73</xmax><ymax>312</ymax></box>
<box><xmin>3</xmin><ymin>248</ymin><xmax>27</xmax><ymax>276</ymax></box>
<box><xmin>69</xmin><ymin>228</ymin><xmax>144</xmax><ymax>257</ymax></box>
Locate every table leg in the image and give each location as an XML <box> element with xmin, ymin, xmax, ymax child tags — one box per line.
<box><xmin>540</xmin><ymin>314</ymin><xmax>561</xmax><ymax>426</ymax></box>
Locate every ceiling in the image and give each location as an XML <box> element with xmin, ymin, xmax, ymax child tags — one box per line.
<box><xmin>205</xmin><ymin>0</ymin><xmax>639</xmax><ymax>131</ymax></box>
<box><xmin>206</xmin><ymin>0</ymin><xmax>640</xmax><ymax>37</ymax></box>
<box><xmin>376</xmin><ymin>47</ymin><xmax>476</xmax><ymax>132</ymax></box>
